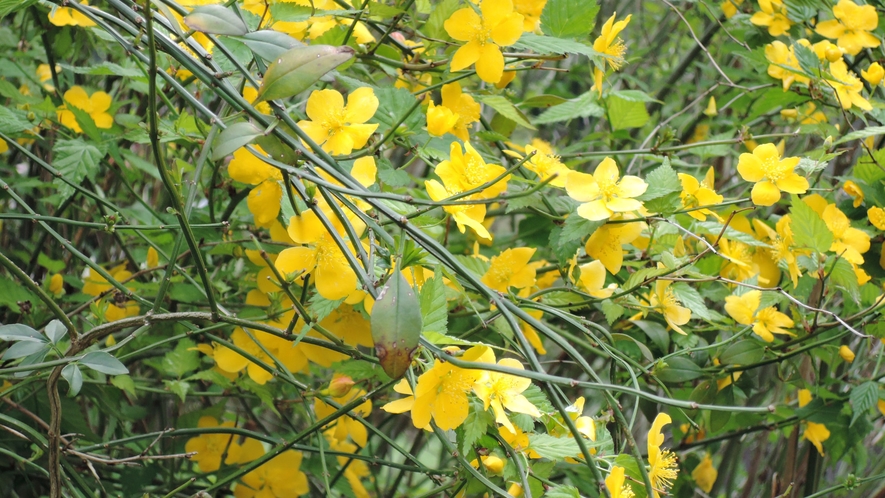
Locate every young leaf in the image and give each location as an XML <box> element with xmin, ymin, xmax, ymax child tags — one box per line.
<box><xmin>527</xmin><ymin>433</ymin><xmax>580</xmax><ymax>460</ymax></box>
<box><xmin>850</xmin><ymin>381</ymin><xmax>878</xmax><ymax>425</ymax></box>
<box><xmin>419</xmin><ymin>272</ymin><xmax>448</xmax><ymax>335</ymax></box>
<box><xmin>789</xmin><ymin>197</ymin><xmax>833</xmax><ymax>254</ymax></box>
<box><xmin>637</xmin><ymin>159</ymin><xmax>682</xmax><ymax>202</ymax></box>
<box><xmin>476</xmin><ymin>95</ymin><xmax>536</xmax><ymax>130</ymax></box>
<box><xmin>541</xmin><ymin>0</ymin><xmax>600</xmax><ymax>39</ymax></box>
<box><xmin>61</xmin><ymin>363</ymin><xmax>83</xmax><ymax>397</ymax></box>
<box><xmin>44</xmin><ymin>320</ymin><xmax>68</xmax><ymax>345</ymax></box>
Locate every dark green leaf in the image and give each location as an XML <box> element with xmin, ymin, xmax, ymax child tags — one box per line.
<box><xmin>655</xmin><ymin>357</ymin><xmax>703</xmax><ymax>383</ymax></box>
<box><xmin>61</xmin><ymin>364</ymin><xmax>83</xmax><ymax>397</ymax></box>
<box><xmin>213</xmin><ymin>122</ymin><xmax>263</xmax><ymax>161</ymax></box>
<box><xmin>719</xmin><ymin>340</ymin><xmax>764</xmax><ymax>365</ymax></box>
<box><xmin>237</xmin><ymin>30</ymin><xmax>304</xmax><ymax>62</ymax></box>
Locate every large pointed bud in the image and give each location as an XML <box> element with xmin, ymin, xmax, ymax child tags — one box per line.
<box><xmin>255</xmin><ymin>45</ymin><xmax>355</xmax><ymax>103</ymax></box>
<box><xmin>183</xmin><ymin>5</ymin><xmax>248</xmax><ymax>36</ymax></box>
<box><xmin>371</xmin><ymin>272</ymin><xmax>422</xmax><ymax>379</ymax></box>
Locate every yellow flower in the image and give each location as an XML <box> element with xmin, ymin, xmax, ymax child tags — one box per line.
<box><xmin>839</xmin><ymin>345</ymin><xmax>856</xmax><ymax>362</ymax></box>
<box><xmin>647</xmin><ymin>280</ymin><xmax>692</xmax><ymax>335</ymax></box>
<box><xmin>234</xmin><ymin>450</ymin><xmax>309</xmax><ymax>497</ymax></box>
<box><xmin>703</xmin><ymin>96</ymin><xmax>718</xmax><ymax>117</ymax></box>
<box><xmin>411</xmin><ymin>346</ymin><xmax>496</xmax><ymax>430</ymax></box>
<box><xmin>765</xmin><ymin>41</ymin><xmax>808</xmax><ymax>91</ymax></box>
<box><xmin>49</xmin><ymin>0</ymin><xmax>96</xmax><ymax>27</ymax></box>
<box><xmin>605</xmin><ymin>465</ymin><xmax>635</xmax><ymax>498</ymax></box>
<box><xmin>381</xmin><ymin>379</ymin><xmax>419</xmax><ymax>420</ymax></box>
<box><xmin>647</xmin><ymin>413</ymin><xmax>679</xmax><ymax>498</ymax></box>
<box><xmin>823</xmin><ymin>204</ymin><xmax>870</xmax><ymax>265</ymax></box>
<box><xmin>724</xmin><ymin>290</ymin><xmax>794</xmax><ymax>342</ymax></box>
<box><xmin>275</xmin><ymin>209</ymin><xmax>364</xmax><ymax>301</ymax></box>
<box><xmin>436</xmin><ymin>141</ymin><xmax>510</xmax><ymax>199</ymax></box>
<box><xmin>444</xmin><ymin>0</ymin><xmax>524</xmax><ymax>83</ymax></box>
<box><xmin>438</xmin><ymin>83</ymin><xmax>481</xmax><ymax>141</ymax></box>
<box><xmin>868</xmin><ymin>206</ymin><xmax>885</xmax><ymax>230</ymax></box>
<box><xmin>325</xmin><ymin>434</ymin><xmax>372</xmax><ymax>498</ymax></box>
<box><xmin>185</xmin><ymin>416</ymin><xmax>247</xmax><ymax>473</ymax></box>
<box><xmin>721</xmin><ymin>0</ymin><xmax>745</xmax><ymax>18</ymax></box>
<box><xmin>827</xmin><ymin>60</ymin><xmax>872</xmax><ymax>111</ymax></box>
<box><xmin>862</xmin><ymin>62</ymin><xmax>885</xmax><ymax>86</ymax></box>
<box><xmin>750</xmin><ymin>0</ymin><xmax>793</xmax><ymax>36</ymax></box>
<box><xmin>57</xmin><ymin>86</ymin><xmax>114</xmax><ymax>133</ymax></box>
<box><xmin>0</xmin><ymin>139</ymin><xmax>7</xmax><ymax>153</ymax></box>
<box><xmin>566</xmin><ymin>157</ymin><xmax>647</xmax><ymax>221</ymax></box>
<box><xmin>815</xmin><ymin>0</ymin><xmax>880</xmax><ymax>56</ymax></box>
<box><xmin>877</xmin><ymin>399</ymin><xmax>885</xmax><ymax>417</ymax></box>
<box><xmin>513</xmin><ymin>0</ymin><xmax>547</xmax><ymax>32</ymax></box>
<box><xmin>473</xmin><ymin>358</ymin><xmax>541</xmax><ymax>432</ymax></box>
<box><xmin>585</xmin><ymin>214</ymin><xmax>646</xmax><ymax>274</ymax></box>
<box><xmin>48</xmin><ymin>273</ymin><xmax>64</xmax><ymax>295</ymax></box>
<box><xmin>481</xmin><ymin>248</ymin><xmax>536</xmax><ymax>292</ymax></box>
<box><xmin>576</xmin><ymin>260</ymin><xmax>615</xmax><ymax>298</ymax></box>
<box><xmin>798</xmin><ymin>388</ymin><xmax>813</xmax><ymax>407</ymax></box>
<box><xmin>679</xmin><ymin>167</ymin><xmax>723</xmax><ymax>221</ymax></box>
<box><xmin>242</xmin><ymin>85</ymin><xmax>271</xmax><ymax>115</ymax></box>
<box><xmin>426</xmin><ymin>101</ymin><xmax>459</xmax><ymax>137</ymax></box>
<box><xmin>425</xmin><ymin>180</ymin><xmax>491</xmax><ymax>239</ymax></box>
<box><xmin>227</xmin><ymin>146</ymin><xmax>282</xmax><ymax>227</ymax></box>
<box><xmin>782</xmin><ymin>102</ymin><xmax>827</xmax><ymax>125</ymax></box>
<box><xmin>523</xmin><ymin>144</ymin><xmax>570</xmax><ymax>188</ymax></box>
<box><xmin>297</xmin><ymin>87</ymin><xmax>379</xmax><ymax>155</ymax></box>
<box><xmin>691</xmin><ymin>454</ymin><xmax>718</xmax><ymax>493</ymax></box>
<box><xmin>36</xmin><ymin>64</ymin><xmax>59</xmax><ymax>91</ymax></box>
<box><xmin>470</xmin><ymin>454</ymin><xmax>506</xmax><ymax>474</ymax></box>
<box><xmin>315</xmin><ymin>388</ymin><xmax>372</xmax><ymax>447</ymax></box>
<box><xmin>843</xmin><ymin>180</ymin><xmax>865</xmax><ymax>208</ymax></box>
<box><xmin>736</xmin><ymin>143</ymin><xmax>807</xmax><ymax>206</ymax></box>
<box><xmin>211</xmin><ymin>326</ymin><xmax>308</xmax><ymax>384</ymax></box>
<box><xmin>592</xmin><ymin>12</ymin><xmax>632</xmax><ymax>96</ymax></box>
<box><xmin>803</xmin><ymin>422</ymin><xmax>831</xmax><ymax>456</ymax></box>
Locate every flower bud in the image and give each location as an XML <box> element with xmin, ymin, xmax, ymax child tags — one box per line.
<box><xmin>862</xmin><ymin>62</ymin><xmax>884</xmax><ymax>86</ymax></box>
<box><xmin>839</xmin><ymin>345</ymin><xmax>855</xmax><ymax>363</ymax></box>
<box><xmin>780</xmin><ymin>109</ymin><xmax>798</xmax><ymax>120</ymax></box>
<box><xmin>480</xmin><ymin>455</ymin><xmax>505</xmax><ymax>474</ymax></box>
<box><xmin>327</xmin><ymin>375</ymin><xmax>355</xmax><ymax>398</ymax></box>
<box><xmin>825</xmin><ymin>46</ymin><xmax>842</xmax><ymax>63</ymax></box>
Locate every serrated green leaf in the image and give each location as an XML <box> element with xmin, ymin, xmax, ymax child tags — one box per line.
<box><xmin>549</xmin><ymin>226</ymin><xmax>583</xmax><ymax>265</ymax></box>
<box><xmin>527</xmin><ymin>433</ymin><xmax>580</xmax><ymax>460</ymax></box>
<box><xmin>111</xmin><ymin>374</ymin><xmax>138</xmax><ymax>397</ymax></box>
<box><xmin>637</xmin><ymin>159</ymin><xmax>681</xmax><ymax>202</ymax></box>
<box><xmin>533</xmin><ymin>91</ymin><xmax>604</xmax><ymax>125</ymax></box>
<box><xmin>544</xmin><ymin>485</ymin><xmax>581</xmax><ymax>498</ymax></box>
<box><xmin>59</xmin><ymin>62</ymin><xmax>143</xmax><ymax>78</ymax></box>
<box><xmin>559</xmin><ymin>214</ymin><xmax>604</xmax><ymax>245</ymax></box>
<box><xmin>514</xmin><ymin>33</ymin><xmax>605</xmax><ymax>59</ymax></box>
<box><xmin>828</xmin><ymin>257</ymin><xmax>859</xmax><ymax>302</ymax></box>
<box><xmin>52</xmin><ymin>139</ymin><xmax>103</xmax><ymax>199</ymax></box>
<box><xmin>460</xmin><ymin>399</ymin><xmax>494</xmax><ymax>453</ymax></box>
<box><xmin>0</xmin><ymin>0</ymin><xmax>37</xmax><ymax>17</ymax></box>
<box><xmin>606</xmin><ymin>94</ymin><xmax>650</xmax><ymax>130</ymax></box>
<box><xmin>164</xmin><ymin>379</ymin><xmax>190</xmax><ymax>402</ymax></box>
<box><xmin>522</xmin><ymin>383</ymin><xmax>554</xmax><ymax>413</ymax></box>
<box><xmin>520</xmin><ymin>94</ymin><xmax>569</xmax><ymax>108</ymax></box>
<box><xmin>476</xmin><ymin>95</ymin><xmax>535</xmax><ymax>130</ymax></box>
<box><xmin>850</xmin><ymin>381</ymin><xmax>878</xmax><ymax>425</ymax></box>
<box><xmin>423</xmin><ymin>0</ymin><xmax>460</xmax><ymax>39</ymax></box>
<box><xmin>671</xmin><ymin>283</ymin><xmax>723</xmax><ymax>322</ymax></box>
<box><xmin>419</xmin><ymin>272</ymin><xmax>448</xmax><ymax>335</ymax></box>
<box><xmin>540</xmin><ymin>0</ymin><xmax>599</xmax><ymax>39</ymax></box>
<box><xmin>0</xmin><ymin>106</ymin><xmax>34</xmax><ymax>135</ymax></box>
<box><xmin>790</xmin><ymin>196</ymin><xmax>833</xmax><ymax>254</ymax></box>
<box><xmin>602</xmin><ymin>300</ymin><xmax>624</xmax><ymax>324</ymax></box>
<box><xmin>835</xmin><ymin>126</ymin><xmax>885</xmax><ymax>145</ymax></box>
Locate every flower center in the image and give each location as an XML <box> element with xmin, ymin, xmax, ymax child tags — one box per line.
<box><xmin>322</xmin><ymin>108</ymin><xmax>347</xmax><ymax>135</ymax></box>
<box><xmin>464</xmin><ymin>154</ymin><xmax>487</xmax><ymax>186</ymax></box>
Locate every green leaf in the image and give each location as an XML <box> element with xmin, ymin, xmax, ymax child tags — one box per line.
<box><xmin>514</xmin><ymin>33</ymin><xmax>605</xmax><ymax>59</ymax></box>
<box><xmin>367</xmin><ymin>1</ymin><xmax>405</xmax><ymax>17</ymax></box>
<box><xmin>610</xmin><ymin>89</ymin><xmax>661</xmax><ymax>103</ymax></box>
<box><xmin>419</xmin><ymin>272</ymin><xmax>448</xmax><ymax>335</ymax></box>
<box><xmin>371</xmin><ymin>272</ymin><xmax>423</xmax><ymax>378</ymax></box>
<box><xmin>559</xmin><ymin>214</ymin><xmax>604</xmax><ymax>245</ymax></box>
<box><xmin>183</xmin><ymin>5</ymin><xmax>248</xmax><ymax>35</ymax></box>
<box><xmin>637</xmin><ymin>159</ymin><xmax>681</xmax><ymax>201</ymax></box>
<box><xmin>0</xmin><ymin>0</ymin><xmax>37</xmax><ymax>18</ymax></box>
<box><xmin>549</xmin><ymin>226</ymin><xmax>583</xmax><ymax>265</ymax></box>
<box><xmin>80</xmin><ymin>351</ymin><xmax>129</xmax><ymax>375</ymax></box>
<box><xmin>522</xmin><ymin>384</ymin><xmax>554</xmax><ymax>413</ymax></box>
<box><xmin>476</xmin><ymin>95</ymin><xmax>535</xmax><ymax>130</ymax></box>
<box><xmin>828</xmin><ymin>257</ymin><xmax>859</xmax><ymax>302</ymax></box>
<box><xmin>52</xmin><ymin>139</ymin><xmax>103</xmax><ymax>199</ymax></box>
<box><xmin>623</xmin><ymin>267</ymin><xmax>670</xmax><ymax>291</ymax></box>
<box><xmin>237</xmin><ymin>30</ymin><xmax>304</xmax><ymax>62</ymax></box>
<box><xmin>719</xmin><ymin>340</ymin><xmax>764</xmax><ymax>365</ymax></box>
<box><xmin>601</xmin><ymin>300</ymin><xmax>625</xmax><ymax>325</ymax></box>
<box><xmin>111</xmin><ymin>374</ymin><xmax>138</xmax><ymax>397</ymax></box>
<box><xmin>256</xmin><ymin>45</ymin><xmax>355</xmax><ymax>102</ymax></box>
<box><xmin>213</xmin><ymin>122</ymin><xmax>263</xmax><ymax>160</ymax></box>
<box><xmin>533</xmin><ymin>91</ymin><xmax>604</xmax><ymax>125</ymax></box>
<box><xmin>61</xmin><ymin>364</ymin><xmax>83</xmax><ymax>397</ymax></box>
<box><xmin>45</xmin><ymin>320</ymin><xmax>68</xmax><ymax>345</ymax></box>
<box><xmin>423</xmin><ymin>0</ymin><xmax>460</xmax><ymax>39</ymax></box>
<box><xmin>158</xmin><ymin>339</ymin><xmax>201</xmax><ymax>378</ymax></box>
<box><xmin>631</xmin><ymin>320</ymin><xmax>670</xmax><ymax>352</ymax></box>
<box><xmin>2</xmin><ymin>341</ymin><xmax>50</xmax><ymax>360</ymax></box>
<box><xmin>789</xmin><ymin>196</ymin><xmax>833</xmax><ymax>254</ymax></box>
<box><xmin>0</xmin><ymin>323</ymin><xmax>46</xmax><ymax>343</ymax></box>
<box><xmin>544</xmin><ymin>485</ymin><xmax>581</xmax><ymax>498</ymax></box>
<box><xmin>0</xmin><ymin>106</ymin><xmax>34</xmax><ymax>135</ymax></box>
<box><xmin>328</xmin><ymin>359</ymin><xmax>391</xmax><ymax>383</ymax></box>
<box><xmin>307</xmin><ymin>294</ymin><xmax>345</xmax><ymax>324</ymax></box>
<box><xmin>460</xmin><ymin>399</ymin><xmax>494</xmax><ymax>453</ymax></box>
<box><xmin>164</xmin><ymin>380</ymin><xmax>190</xmax><ymax>402</ymax></box>
<box><xmin>37</xmin><ymin>253</ymin><xmax>66</xmax><ymax>273</ymax></box>
<box><xmin>671</xmin><ymin>283</ymin><xmax>723</xmax><ymax>321</ymax></box>
<box><xmin>527</xmin><ymin>433</ymin><xmax>580</xmax><ymax>460</ymax></box>
<box><xmin>520</xmin><ymin>94</ymin><xmax>569</xmax><ymax>108</ymax></box>
<box><xmin>541</xmin><ymin>0</ymin><xmax>599</xmax><ymax>39</ymax></box>
<box><xmin>59</xmin><ymin>62</ymin><xmax>143</xmax><ymax>78</ymax></box>
<box><xmin>850</xmin><ymin>381</ymin><xmax>878</xmax><ymax>425</ymax></box>
<box><xmin>613</xmin><ymin>454</ymin><xmax>646</xmax><ymax>498</ymax></box>
<box><xmin>371</xmin><ymin>86</ymin><xmax>424</xmax><ymax>133</ymax></box>
<box><xmin>835</xmin><ymin>126</ymin><xmax>885</xmax><ymax>145</ymax></box>
<box><xmin>655</xmin><ymin>357</ymin><xmax>703</xmax><ymax>383</ymax></box>
<box><xmin>606</xmin><ymin>94</ymin><xmax>650</xmax><ymax>130</ymax></box>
